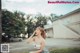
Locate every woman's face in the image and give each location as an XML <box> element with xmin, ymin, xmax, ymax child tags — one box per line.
<box><xmin>35</xmin><ymin>28</ymin><xmax>41</xmax><ymax>36</ymax></box>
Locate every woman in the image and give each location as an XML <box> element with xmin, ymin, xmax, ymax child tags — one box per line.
<box><xmin>27</xmin><ymin>27</ymin><xmax>49</xmax><ymax>53</ymax></box>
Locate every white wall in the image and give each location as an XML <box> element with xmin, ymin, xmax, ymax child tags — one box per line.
<box><xmin>53</xmin><ymin>12</ymin><xmax>80</xmax><ymax>38</ymax></box>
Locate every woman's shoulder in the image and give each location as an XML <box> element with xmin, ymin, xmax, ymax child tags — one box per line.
<box><xmin>41</xmin><ymin>37</ymin><xmax>45</xmax><ymax>43</ymax></box>
<box><xmin>33</xmin><ymin>36</ymin><xmax>38</xmax><ymax>40</ymax></box>
<box><xmin>33</xmin><ymin>36</ymin><xmax>37</xmax><ymax>39</ymax></box>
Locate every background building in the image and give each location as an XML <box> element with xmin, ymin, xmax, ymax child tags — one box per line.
<box><xmin>44</xmin><ymin>8</ymin><xmax>80</xmax><ymax>38</ymax></box>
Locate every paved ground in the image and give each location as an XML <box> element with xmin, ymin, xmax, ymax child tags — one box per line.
<box><xmin>8</xmin><ymin>38</ymin><xmax>80</xmax><ymax>53</ymax></box>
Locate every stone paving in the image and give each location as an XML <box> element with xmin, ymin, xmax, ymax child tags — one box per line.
<box><xmin>9</xmin><ymin>38</ymin><xmax>80</xmax><ymax>53</ymax></box>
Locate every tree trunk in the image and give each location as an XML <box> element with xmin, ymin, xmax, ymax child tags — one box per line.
<box><xmin>0</xmin><ymin>0</ymin><xmax>2</xmax><ymax>53</ymax></box>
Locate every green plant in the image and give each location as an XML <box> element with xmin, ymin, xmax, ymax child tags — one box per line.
<box><xmin>50</xmin><ymin>48</ymin><xmax>80</xmax><ymax>53</ymax></box>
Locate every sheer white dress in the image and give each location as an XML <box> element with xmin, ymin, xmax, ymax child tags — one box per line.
<box><xmin>29</xmin><ymin>39</ymin><xmax>49</xmax><ymax>53</ymax></box>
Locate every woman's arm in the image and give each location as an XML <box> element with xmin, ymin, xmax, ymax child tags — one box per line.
<box><xmin>27</xmin><ymin>31</ymin><xmax>35</xmax><ymax>43</ymax></box>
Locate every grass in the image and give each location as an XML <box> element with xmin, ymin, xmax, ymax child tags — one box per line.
<box><xmin>11</xmin><ymin>48</ymin><xmax>80</xmax><ymax>53</ymax></box>
<box><xmin>50</xmin><ymin>48</ymin><xmax>80</xmax><ymax>53</ymax></box>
